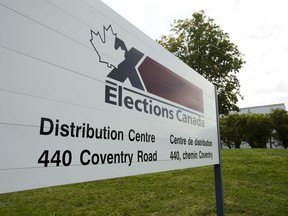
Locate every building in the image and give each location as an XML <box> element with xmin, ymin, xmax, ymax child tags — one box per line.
<box><xmin>237</xmin><ymin>103</ymin><xmax>286</xmax><ymax>114</ymax></box>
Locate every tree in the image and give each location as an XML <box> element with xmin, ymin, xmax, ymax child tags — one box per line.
<box><xmin>241</xmin><ymin>114</ymin><xmax>273</xmax><ymax>148</ymax></box>
<box><xmin>220</xmin><ymin>114</ymin><xmax>244</xmax><ymax>149</ymax></box>
<box><xmin>157</xmin><ymin>10</ymin><xmax>245</xmax><ymax>115</ymax></box>
<box><xmin>270</xmin><ymin>109</ymin><xmax>288</xmax><ymax>149</ymax></box>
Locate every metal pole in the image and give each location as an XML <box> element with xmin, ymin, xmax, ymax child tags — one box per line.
<box><xmin>214</xmin><ymin>86</ymin><xmax>225</xmax><ymax>216</ymax></box>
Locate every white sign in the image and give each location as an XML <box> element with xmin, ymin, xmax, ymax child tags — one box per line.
<box><xmin>0</xmin><ymin>0</ymin><xmax>219</xmax><ymax>194</ymax></box>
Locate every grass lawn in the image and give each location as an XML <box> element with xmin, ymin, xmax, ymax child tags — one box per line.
<box><xmin>0</xmin><ymin>149</ymin><xmax>287</xmax><ymax>215</ymax></box>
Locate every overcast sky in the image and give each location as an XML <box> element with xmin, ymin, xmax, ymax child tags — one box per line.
<box><xmin>101</xmin><ymin>0</ymin><xmax>288</xmax><ymax>109</ymax></box>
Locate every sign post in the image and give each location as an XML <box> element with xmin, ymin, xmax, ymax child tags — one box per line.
<box><xmin>0</xmin><ymin>1</ymin><xmax>224</xmax><ymax>214</ymax></box>
<box><xmin>214</xmin><ymin>86</ymin><xmax>225</xmax><ymax>216</ymax></box>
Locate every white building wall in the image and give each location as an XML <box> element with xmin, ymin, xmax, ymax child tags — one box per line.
<box><xmin>238</xmin><ymin>103</ymin><xmax>286</xmax><ymax>114</ymax></box>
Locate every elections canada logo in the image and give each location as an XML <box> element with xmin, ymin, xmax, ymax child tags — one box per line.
<box><xmin>90</xmin><ymin>25</ymin><xmax>205</xmax><ymax>127</ymax></box>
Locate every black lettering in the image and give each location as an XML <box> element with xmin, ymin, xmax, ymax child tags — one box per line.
<box><xmin>153</xmin><ymin>105</ymin><xmax>161</xmax><ymax>116</ymax></box>
<box><xmin>135</xmin><ymin>99</ymin><xmax>142</xmax><ymax>112</ymax></box>
<box><xmin>70</xmin><ymin>122</ymin><xmax>76</xmax><ymax>137</ymax></box>
<box><xmin>105</xmin><ymin>85</ymin><xmax>117</xmax><ymax>105</ymax></box>
<box><xmin>55</xmin><ymin>119</ymin><xmax>59</xmax><ymax>136</ymax></box>
<box><xmin>107</xmin><ymin>154</ymin><xmax>114</xmax><ymax>164</ymax></box>
<box><xmin>40</xmin><ymin>117</ymin><xmax>54</xmax><ymax>135</ymax></box>
<box><xmin>143</xmin><ymin>99</ymin><xmax>149</xmax><ymax>113</ymax></box>
<box><xmin>99</xmin><ymin>154</ymin><xmax>106</xmax><ymax>164</ymax></box>
<box><xmin>92</xmin><ymin>153</ymin><xmax>100</xmax><ymax>164</ymax></box>
<box><xmin>176</xmin><ymin>110</ymin><xmax>182</xmax><ymax>122</ymax></box>
<box><xmin>80</xmin><ymin>150</ymin><xmax>90</xmax><ymax>165</ymax></box>
<box><xmin>169</xmin><ymin>110</ymin><xmax>174</xmax><ymax>119</ymax></box>
<box><xmin>129</xmin><ymin>129</ymin><xmax>135</xmax><ymax>141</ymax></box>
<box><xmin>161</xmin><ymin>107</ymin><xmax>169</xmax><ymax>118</ymax></box>
<box><xmin>60</xmin><ymin>124</ymin><xmax>69</xmax><ymax>137</ymax></box>
<box><xmin>170</xmin><ymin>135</ymin><xmax>174</xmax><ymax>144</ymax></box>
<box><xmin>86</xmin><ymin>124</ymin><xmax>94</xmax><ymax>138</ymax></box>
<box><xmin>124</xmin><ymin>96</ymin><xmax>134</xmax><ymax>109</ymax></box>
<box><xmin>118</xmin><ymin>85</ymin><xmax>122</xmax><ymax>107</ymax></box>
<box><xmin>137</xmin><ymin>150</ymin><xmax>157</xmax><ymax>162</ymax></box>
<box><xmin>76</xmin><ymin>125</ymin><xmax>82</xmax><ymax>137</ymax></box>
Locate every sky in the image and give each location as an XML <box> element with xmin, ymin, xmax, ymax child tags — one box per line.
<box><xmin>101</xmin><ymin>0</ymin><xmax>288</xmax><ymax>109</ymax></box>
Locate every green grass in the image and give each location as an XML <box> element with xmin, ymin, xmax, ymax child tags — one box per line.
<box><xmin>0</xmin><ymin>149</ymin><xmax>287</xmax><ymax>215</ymax></box>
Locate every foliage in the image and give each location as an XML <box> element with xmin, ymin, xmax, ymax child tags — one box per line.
<box><xmin>242</xmin><ymin>114</ymin><xmax>273</xmax><ymax>148</ymax></box>
<box><xmin>221</xmin><ymin>111</ymin><xmax>288</xmax><ymax>148</ymax></box>
<box><xmin>220</xmin><ymin>114</ymin><xmax>244</xmax><ymax>148</ymax></box>
<box><xmin>157</xmin><ymin>10</ymin><xmax>245</xmax><ymax>115</ymax></box>
<box><xmin>1</xmin><ymin>149</ymin><xmax>287</xmax><ymax>215</ymax></box>
<box><xmin>270</xmin><ymin>109</ymin><xmax>288</xmax><ymax>149</ymax></box>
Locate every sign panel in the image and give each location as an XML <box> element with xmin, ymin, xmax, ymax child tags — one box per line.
<box><xmin>0</xmin><ymin>0</ymin><xmax>219</xmax><ymax>194</ymax></box>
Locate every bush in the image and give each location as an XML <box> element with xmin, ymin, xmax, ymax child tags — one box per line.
<box><xmin>220</xmin><ymin>113</ymin><xmax>276</xmax><ymax>148</ymax></box>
